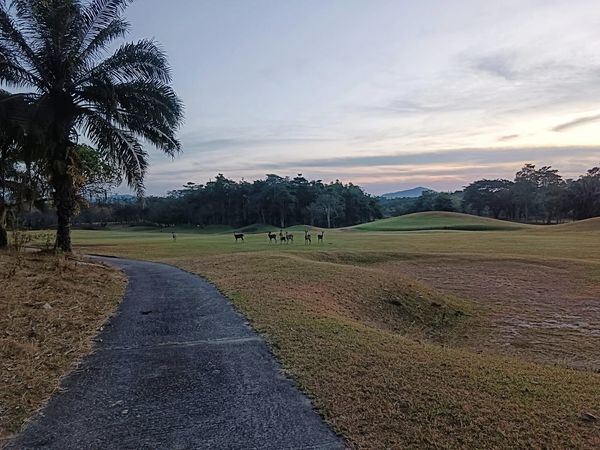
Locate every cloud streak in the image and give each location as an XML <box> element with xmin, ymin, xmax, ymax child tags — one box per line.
<box><xmin>248</xmin><ymin>146</ymin><xmax>600</xmax><ymax>171</ymax></box>
<box><xmin>552</xmin><ymin>113</ymin><xmax>600</xmax><ymax>132</ymax></box>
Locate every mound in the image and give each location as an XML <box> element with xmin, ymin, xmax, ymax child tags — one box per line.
<box><xmin>285</xmin><ymin>224</ymin><xmax>325</xmax><ymax>232</ymax></box>
<box><xmin>353</xmin><ymin>211</ymin><xmax>526</xmax><ymax>232</ymax></box>
<box><xmin>549</xmin><ymin>217</ymin><xmax>600</xmax><ymax>232</ymax></box>
<box><xmin>232</xmin><ymin>223</ymin><xmax>279</xmax><ymax>234</ymax></box>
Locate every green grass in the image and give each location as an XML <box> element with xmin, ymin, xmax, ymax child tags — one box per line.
<box><xmin>72</xmin><ymin>222</ymin><xmax>600</xmax><ymax>262</ymax></box>
<box><xmin>548</xmin><ymin>217</ymin><xmax>600</xmax><ymax>232</ymax></box>
<box><xmin>61</xmin><ymin>216</ymin><xmax>600</xmax><ymax>448</ymax></box>
<box><xmin>352</xmin><ymin>211</ymin><xmax>528</xmax><ymax>231</ymax></box>
<box><xmin>233</xmin><ymin>223</ymin><xmax>279</xmax><ymax>233</ymax></box>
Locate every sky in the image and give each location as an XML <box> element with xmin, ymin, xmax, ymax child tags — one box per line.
<box><xmin>122</xmin><ymin>0</ymin><xmax>600</xmax><ymax>195</ymax></box>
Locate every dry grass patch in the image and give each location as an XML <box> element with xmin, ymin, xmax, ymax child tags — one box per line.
<box><xmin>0</xmin><ymin>251</ymin><xmax>126</xmax><ymax>442</ymax></box>
<box><xmin>371</xmin><ymin>255</ymin><xmax>600</xmax><ymax>370</ymax></box>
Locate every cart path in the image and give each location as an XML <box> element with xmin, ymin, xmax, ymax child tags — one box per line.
<box><xmin>10</xmin><ymin>257</ymin><xmax>344</xmax><ymax>450</ymax></box>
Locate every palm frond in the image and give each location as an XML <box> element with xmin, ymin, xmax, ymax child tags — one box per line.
<box><xmin>79</xmin><ymin>108</ymin><xmax>148</xmax><ymax>195</ymax></box>
<box><xmin>75</xmin><ymin>17</ymin><xmax>128</xmax><ymax>72</ymax></box>
<box><xmin>79</xmin><ymin>0</ymin><xmax>131</xmax><ymax>50</ymax></box>
<box><xmin>0</xmin><ymin>1</ymin><xmax>43</xmax><ymax>82</ymax></box>
<box><xmin>76</xmin><ymin>79</ymin><xmax>183</xmax><ymax>155</ymax></box>
<box><xmin>80</xmin><ymin>39</ymin><xmax>172</xmax><ymax>85</ymax></box>
<box><xmin>0</xmin><ymin>50</ymin><xmax>42</xmax><ymax>87</ymax></box>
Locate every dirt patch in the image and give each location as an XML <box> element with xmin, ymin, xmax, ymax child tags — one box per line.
<box><xmin>377</xmin><ymin>256</ymin><xmax>600</xmax><ymax>369</ymax></box>
<box><xmin>0</xmin><ymin>251</ymin><xmax>126</xmax><ymax>442</ymax></box>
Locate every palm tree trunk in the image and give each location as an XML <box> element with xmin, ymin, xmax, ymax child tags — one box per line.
<box><xmin>0</xmin><ymin>202</ymin><xmax>7</xmax><ymax>249</ymax></box>
<box><xmin>53</xmin><ymin>171</ymin><xmax>74</xmax><ymax>252</ymax></box>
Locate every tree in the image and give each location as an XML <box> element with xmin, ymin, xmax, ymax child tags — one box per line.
<box><xmin>536</xmin><ymin>166</ymin><xmax>564</xmax><ymax>224</ymax></box>
<box><xmin>0</xmin><ymin>0</ymin><xmax>183</xmax><ymax>251</ymax></box>
<box><xmin>0</xmin><ymin>128</ymin><xmax>20</xmax><ymax>247</ymax></box>
<box><xmin>463</xmin><ymin>179</ymin><xmax>513</xmax><ymax>218</ymax></box>
<box><xmin>433</xmin><ymin>192</ymin><xmax>454</xmax><ymax>212</ymax></box>
<box><xmin>76</xmin><ymin>144</ymin><xmax>122</xmax><ymax>202</ymax></box>
<box><xmin>513</xmin><ymin>164</ymin><xmax>539</xmax><ymax>222</ymax></box>
<box><xmin>569</xmin><ymin>168</ymin><xmax>600</xmax><ymax>220</ymax></box>
<box><xmin>0</xmin><ymin>109</ymin><xmax>48</xmax><ymax>247</ymax></box>
<box><xmin>310</xmin><ymin>192</ymin><xmax>344</xmax><ymax>228</ymax></box>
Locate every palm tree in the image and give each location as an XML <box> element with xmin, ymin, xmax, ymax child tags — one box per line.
<box><xmin>0</xmin><ymin>0</ymin><xmax>183</xmax><ymax>251</ymax></box>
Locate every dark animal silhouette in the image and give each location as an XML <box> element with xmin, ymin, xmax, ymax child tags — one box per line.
<box><xmin>234</xmin><ymin>233</ymin><xmax>244</xmax><ymax>242</ymax></box>
<box><xmin>268</xmin><ymin>232</ymin><xmax>277</xmax><ymax>243</ymax></box>
<box><xmin>304</xmin><ymin>229</ymin><xmax>311</xmax><ymax>245</ymax></box>
<box><xmin>279</xmin><ymin>230</ymin><xmax>286</xmax><ymax>244</ymax></box>
<box><xmin>317</xmin><ymin>231</ymin><xmax>324</xmax><ymax>243</ymax></box>
<box><xmin>172</xmin><ymin>232</ymin><xmax>176</xmax><ymax>241</ymax></box>
<box><xmin>285</xmin><ymin>232</ymin><xmax>294</xmax><ymax>243</ymax></box>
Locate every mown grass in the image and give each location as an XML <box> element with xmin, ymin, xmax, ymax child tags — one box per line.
<box><xmin>72</xmin><ymin>223</ymin><xmax>600</xmax><ymax>262</ymax></box>
<box><xmin>60</xmin><ymin>221</ymin><xmax>600</xmax><ymax>448</ymax></box>
<box><xmin>0</xmin><ymin>252</ymin><xmax>126</xmax><ymax>442</ymax></box>
<box><xmin>351</xmin><ymin>212</ymin><xmax>528</xmax><ymax>231</ymax></box>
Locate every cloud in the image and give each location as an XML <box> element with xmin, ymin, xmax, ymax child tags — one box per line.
<box><xmin>552</xmin><ymin>113</ymin><xmax>600</xmax><ymax>132</ymax></box>
<box><xmin>498</xmin><ymin>134</ymin><xmax>519</xmax><ymax>142</ymax></box>
<box><xmin>249</xmin><ymin>146</ymin><xmax>600</xmax><ymax>171</ymax></box>
<box><xmin>470</xmin><ymin>51</ymin><xmax>519</xmax><ymax>80</ymax></box>
<box><xmin>181</xmin><ymin>135</ymin><xmax>334</xmax><ymax>153</ymax></box>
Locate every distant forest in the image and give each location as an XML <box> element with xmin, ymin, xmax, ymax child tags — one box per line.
<box><xmin>17</xmin><ymin>163</ymin><xmax>600</xmax><ymax>230</ymax></box>
<box><xmin>381</xmin><ymin>164</ymin><xmax>600</xmax><ymax>224</ymax></box>
<box><xmin>77</xmin><ymin>174</ymin><xmax>382</xmax><ymax>229</ymax></box>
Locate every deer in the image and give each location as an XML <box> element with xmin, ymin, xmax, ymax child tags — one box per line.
<box><xmin>304</xmin><ymin>229</ymin><xmax>311</xmax><ymax>245</ymax></box>
<box><xmin>285</xmin><ymin>232</ymin><xmax>294</xmax><ymax>244</ymax></box>
<box><xmin>268</xmin><ymin>232</ymin><xmax>277</xmax><ymax>243</ymax></box>
<box><xmin>279</xmin><ymin>230</ymin><xmax>286</xmax><ymax>244</ymax></box>
<box><xmin>317</xmin><ymin>230</ymin><xmax>324</xmax><ymax>243</ymax></box>
<box><xmin>234</xmin><ymin>233</ymin><xmax>244</xmax><ymax>242</ymax></box>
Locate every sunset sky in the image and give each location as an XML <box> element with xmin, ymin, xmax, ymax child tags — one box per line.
<box><xmin>126</xmin><ymin>0</ymin><xmax>600</xmax><ymax>195</ymax></box>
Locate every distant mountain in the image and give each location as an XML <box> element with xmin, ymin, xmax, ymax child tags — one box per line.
<box><xmin>380</xmin><ymin>187</ymin><xmax>435</xmax><ymax>200</ymax></box>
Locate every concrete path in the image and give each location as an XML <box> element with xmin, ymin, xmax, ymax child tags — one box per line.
<box><xmin>10</xmin><ymin>257</ymin><xmax>343</xmax><ymax>450</ymax></box>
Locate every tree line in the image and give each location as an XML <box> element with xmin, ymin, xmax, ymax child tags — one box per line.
<box><xmin>380</xmin><ymin>164</ymin><xmax>600</xmax><ymax>224</ymax></box>
<box><xmin>12</xmin><ymin>163</ymin><xmax>600</xmax><ymax>234</ymax></box>
<box><xmin>73</xmin><ymin>173</ymin><xmax>383</xmax><ymax>229</ymax></box>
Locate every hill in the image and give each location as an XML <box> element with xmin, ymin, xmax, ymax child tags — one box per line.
<box><xmin>380</xmin><ymin>186</ymin><xmax>434</xmax><ymax>199</ymax></box>
<box><xmin>352</xmin><ymin>212</ymin><xmax>527</xmax><ymax>231</ymax></box>
<box><xmin>546</xmin><ymin>217</ymin><xmax>600</xmax><ymax>232</ymax></box>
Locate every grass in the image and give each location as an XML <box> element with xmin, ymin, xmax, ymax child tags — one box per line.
<box><xmin>351</xmin><ymin>212</ymin><xmax>528</xmax><ymax>231</ymax></box>
<box><xmin>5</xmin><ymin>218</ymin><xmax>600</xmax><ymax>448</ymax></box>
<box><xmin>0</xmin><ymin>251</ymin><xmax>126</xmax><ymax>442</ymax></box>
<box><xmin>175</xmin><ymin>251</ymin><xmax>600</xmax><ymax>449</ymax></box>
<box><xmin>547</xmin><ymin>217</ymin><xmax>600</xmax><ymax>232</ymax></box>
<box><xmin>72</xmin><ymin>222</ymin><xmax>600</xmax><ymax>262</ymax></box>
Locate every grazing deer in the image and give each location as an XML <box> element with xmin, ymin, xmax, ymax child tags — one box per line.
<box><xmin>268</xmin><ymin>232</ymin><xmax>277</xmax><ymax>243</ymax></box>
<box><xmin>285</xmin><ymin>232</ymin><xmax>294</xmax><ymax>244</ymax></box>
<box><xmin>279</xmin><ymin>230</ymin><xmax>286</xmax><ymax>244</ymax></box>
<box><xmin>317</xmin><ymin>231</ymin><xmax>324</xmax><ymax>243</ymax></box>
<box><xmin>234</xmin><ymin>233</ymin><xmax>244</xmax><ymax>242</ymax></box>
<box><xmin>304</xmin><ymin>229</ymin><xmax>311</xmax><ymax>245</ymax></box>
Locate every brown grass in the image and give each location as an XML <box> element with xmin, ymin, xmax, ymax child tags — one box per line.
<box><xmin>370</xmin><ymin>254</ymin><xmax>600</xmax><ymax>370</ymax></box>
<box><xmin>0</xmin><ymin>251</ymin><xmax>126</xmax><ymax>442</ymax></box>
<box><xmin>172</xmin><ymin>251</ymin><xmax>600</xmax><ymax>449</ymax></box>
